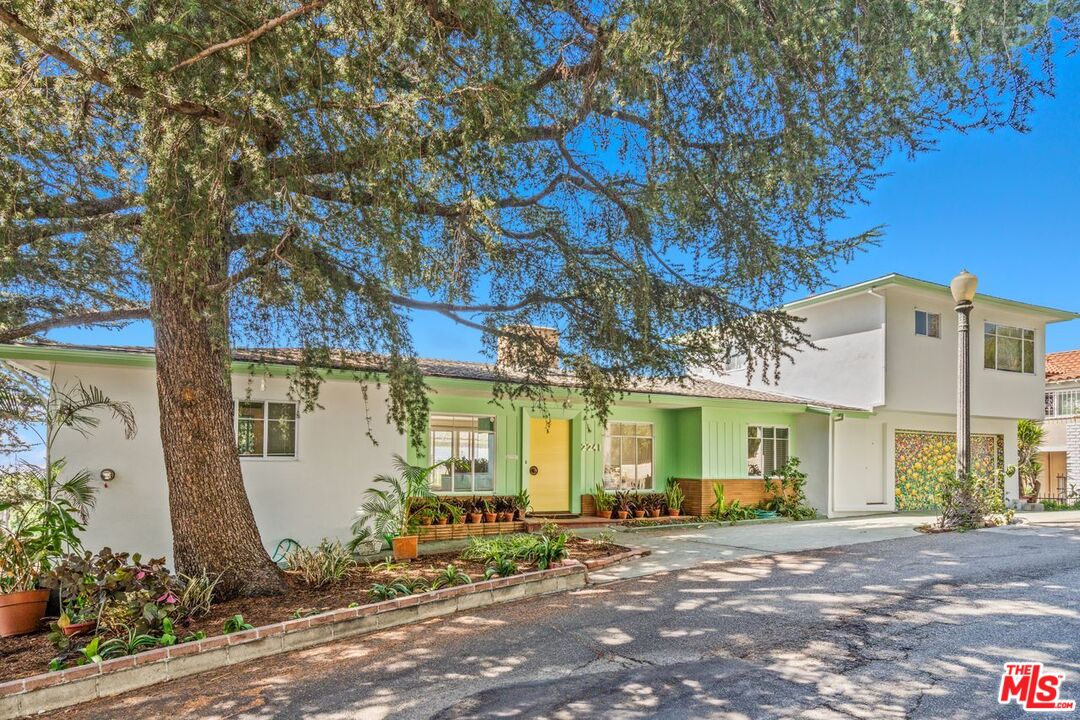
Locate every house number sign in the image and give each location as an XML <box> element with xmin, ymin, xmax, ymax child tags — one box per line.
<box><xmin>581</xmin><ymin>442</ymin><xmax>601</xmax><ymax>452</ymax></box>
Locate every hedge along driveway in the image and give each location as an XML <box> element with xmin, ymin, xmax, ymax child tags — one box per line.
<box><xmin>0</xmin><ymin>562</ymin><xmax>587</xmax><ymax>720</ymax></box>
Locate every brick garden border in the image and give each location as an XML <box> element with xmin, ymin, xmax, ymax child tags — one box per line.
<box><xmin>581</xmin><ymin>547</ymin><xmax>650</xmax><ymax>571</ymax></box>
<box><xmin>0</xmin><ymin>561</ymin><xmax>590</xmax><ymax>720</ymax></box>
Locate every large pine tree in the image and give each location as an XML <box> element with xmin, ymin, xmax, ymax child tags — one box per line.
<box><xmin>1</xmin><ymin>0</ymin><xmax>1074</xmax><ymax>596</ymax></box>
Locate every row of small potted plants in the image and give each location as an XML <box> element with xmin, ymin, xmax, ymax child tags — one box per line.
<box><xmin>591</xmin><ymin>480</ymin><xmax>685</xmax><ymax>520</ymax></box>
<box><xmin>409</xmin><ymin>490</ymin><xmax>530</xmax><ymax>526</ymax></box>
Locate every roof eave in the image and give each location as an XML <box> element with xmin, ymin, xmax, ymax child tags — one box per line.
<box><xmin>784</xmin><ymin>273</ymin><xmax>1079</xmax><ymax>322</ymax></box>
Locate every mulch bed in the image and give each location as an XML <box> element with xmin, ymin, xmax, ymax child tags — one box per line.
<box><xmin>0</xmin><ymin>536</ymin><xmax>626</xmax><ymax>684</ymax></box>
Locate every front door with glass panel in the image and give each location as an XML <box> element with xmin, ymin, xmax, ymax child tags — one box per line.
<box><xmin>428</xmin><ymin>415</ymin><xmax>495</xmax><ymax>494</ymax></box>
<box><xmin>528</xmin><ymin>418</ymin><xmax>570</xmax><ymax>512</ymax></box>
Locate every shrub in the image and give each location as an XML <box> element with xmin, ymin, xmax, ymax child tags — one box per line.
<box><xmin>432</xmin><ymin>564</ymin><xmax>472</xmax><ymax>588</ymax></box>
<box><xmin>709</xmin><ymin>483</ymin><xmax>756</xmax><ymax>522</ymax></box>
<box><xmin>285</xmin><ymin>540</ymin><xmax>356</xmax><ymax>588</ymax></box>
<box><xmin>222</xmin><ymin>615</ymin><xmax>254</xmax><ymax>634</ymax></box>
<box><xmin>1043</xmin><ymin>499</ymin><xmax>1080</xmax><ymax>511</ymax></box>
<box><xmin>483</xmin><ymin>557</ymin><xmax>518</xmax><ymax>579</ymax></box>
<box><xmin>461</xmin><ymin>534</ymin><xmax>544</xmax><ymax>563</ymax></box>
<box><xmin>176</xmin><ymin>569</ymin><xmax>221</xmax><ymax>619</ymax></box>
<box><xmin>368</xmin><ymin>580</ymin><xmax>411</xmax><ymax>601</ymax></box>
<box><xmin>936</xmin><ymin>469</ymin><xmax>1013</xmax><ymax>530</ymax></box>
<box><xmin>762</xmin><ymin>458</ymin><xmax>817</xmax><ymax>520</ymax></box>
<box><xmin>42</xmin><ymin>548</ymin><xmax>183</xmax><ymax>632</ymax></box>
<box><xmin>533</xmin><ymin>533</ymin><xmax>568</xmax><ymax>569</ymax></box>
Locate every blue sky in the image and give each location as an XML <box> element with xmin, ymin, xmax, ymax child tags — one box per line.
<box><xmin>50</xmin><ymin>52</ymin><xmax>1080</xmax><ymax>359</ymax></box>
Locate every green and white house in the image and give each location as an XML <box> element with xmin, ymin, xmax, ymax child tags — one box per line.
<box><xmin>0</xmin><ymin>343</ymin><xmax>844</xmax><ymax>562</ymax></box>
<box><xmin>2</xmin><ymin>273</ymin><xmax>1073</xmax><ymax>561</ymax></box>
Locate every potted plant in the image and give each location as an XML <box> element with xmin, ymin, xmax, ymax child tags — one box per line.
<box><xmin>467</xmin><ymin>498</ymin><xmax>483</xmax><ymax>524</ymax></box>
<box><xmin>495</xmin><ymin>496</ymin><xmax>513</xmax><ymax>522</ymax></box>
<box><xmin>352</xmin><ymin>455</ymin><xmax>442</xmax><ymax>561</ymax></box>
<box><xmin>440</xmin><ymin>500</ymin><xmax>463</xmax><ymax>526</ymax></box>
<box><xmin>482</xmin><ymin>498</ymin><xmax>498</xmax><ymax>523</ymax></box>
<box><xmin>0</xmin><ymin>533</ymin><xmax>48</xmax><ymax>637</ymax></box>
<box><xmin>515</xmin><ymin>489</ymin><xmax>531</xmax><ymax>520</ymax></box>
<box><xmin>614</xmin><ymin>491</ymin><xmax>631</xmax><ymax>520</ymax></box>
<box><xmin>592</xmin><ymin>484</ymin><xmax>614</xmax><ymax>519</ymax></box>
<box><xmin>665</xmin><ymin>479</ymin><xmax>684</xmax><ymax>517</ymax></box>
<box><xmin>631</xmin><ymin>493</ymin><xmax>647</xmax><ymax>518</ymax></box>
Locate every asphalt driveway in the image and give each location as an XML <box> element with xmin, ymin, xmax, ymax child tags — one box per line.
<box><xmin>47</xmin><ymin>518</ymin><xmax>1080</xmax><ymax>719</ymax></box>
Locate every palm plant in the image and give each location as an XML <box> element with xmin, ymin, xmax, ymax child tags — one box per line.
<box><xmin>351</xmin><ymin>455</ymin><xmax>442</xmax><ymax>545</ymax></box>
<box><xmin>1017</xmin><ymin>419</ymin><xmax>1046</xmax><ymax>498</ymax></box>
<box><xmin>0</xmin><ymin>370</ymin><xmax>136</xmax><ymax>568</ymax></box>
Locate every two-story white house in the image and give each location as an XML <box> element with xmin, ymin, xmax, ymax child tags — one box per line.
<box><xmin>1040</xmin><ymin>350</ymin><xmax>1080</xmax><ymax>499</ymax></box>
<box><xmin>708</xmin><ymin>274</ymin><xmax>1078</xmax><ymax>516</ymax></box>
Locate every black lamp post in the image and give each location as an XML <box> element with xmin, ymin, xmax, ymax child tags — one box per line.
<box><xmin>950</xmin><ymin>269</ymin><xmax>978</xmax><ymax>478</ymax></box>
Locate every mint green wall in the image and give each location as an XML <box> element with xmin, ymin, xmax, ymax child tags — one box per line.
<box><xmin>700</xmin><ymin>407</ymin><xmax>799</xmax><ymax>478</ymax></box>
<box><xmin>407</xmin><ymin>384</ymin><xmax>807</xmax><ymax>512</ymax></box>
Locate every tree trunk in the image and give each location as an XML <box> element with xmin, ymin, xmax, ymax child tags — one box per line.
<box><xmin>151</xmin><ymin>270</ymin><xmax>285</xmax><ymax>598</ymax></box>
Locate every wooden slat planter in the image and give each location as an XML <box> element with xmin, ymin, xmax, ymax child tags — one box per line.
<box><xmin>674</xmin><ymin>479</ymin><xmax>779</xmax><ymax>517</ymax></box>
<box><xmin>417</xmin><ymin>521</ymin><xmax>525</xmax><ymax>543</ymax></box>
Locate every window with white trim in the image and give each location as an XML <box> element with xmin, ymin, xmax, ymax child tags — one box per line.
<box><xmin>236</xmin><ymin>401</ymin><xmax>297</xmax><ymax>458</ymax></box>
<box><xmin>747</xmin><ymin>426</ymin><xmax>788</xmax><ymax>477</ymax></box>
<box><xmin>914</xmin><ymin>309</ymin><xmax>940</xmax><ymax>338</ymax></box>
<box><xmin>984</xmin><ymin>323</ymin><xmax>1035</xmax><ymax>374</ymax></box>
<box><xmin>603</xmin><ymin>422</ymin><xmax>654</xmax><ymax>490</ymax></box>
<box><xmin>428</xmin><ymin>415</ymin><xmax>495</xmax><ymax>493</ymax></box>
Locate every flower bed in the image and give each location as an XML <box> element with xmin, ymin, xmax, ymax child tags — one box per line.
<box><xmin>0</xmin><ymin>535</ymin><xmax>625</xmax><ymax>684</ymax></box>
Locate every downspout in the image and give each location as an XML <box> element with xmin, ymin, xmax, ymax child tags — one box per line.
<box><xmin>828</xmin><ymin>410</ymin><xmax>845</xmax><ymax>516</ymax></box>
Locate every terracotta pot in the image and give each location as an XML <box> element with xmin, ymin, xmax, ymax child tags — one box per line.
<box><xmin>391</xmin><ymin>535</ymin><xmax>419</xmax><ymax>561</ymax></box>
<box><xmin>616</xmin><ymin>510</ymin><xmax>629</xmax><ymax>519</ymax></box>
<box><xmin>596</xmin><ymin>510</ymin><xmax>613</xmax><ymax>519</ymax></box>
<box><xmin>650</xmin><ymin>509</ymin><xmax>662</xmax><ymax>518</ymax></box>
<box><xmin>483</xmin><ymin>512</ymin><xmax>498</xmax><ymax>523</ymax></box>
<box><xmin>516</xmin><ymin>510</ymin><xmax>527</xmax><ymax>520</ymax></box>
<box><xmin>437</xmin><ymin>517</ymin><xmax>449</xmax><ymax>525</ymax></box>
<box><xmin>0</xmin><ymin>589</ymin><xmax>50</xmax><ymax>637</ymax></box>
<box><xmin>633</xmin><ymin>510</ymin><xmax>646</xmax><ymax>518</ymax></box>
<box><xmin>668</xmin><ymin>509</ymin><xmax>681</xmax><ymax>517</ymax></box>
<box><xmin>420</xmin><ymin>517</ymin><xmax>433</xmax><ymax>526</ymax></box>
<box><xmin>469</xmin><ymin>512</ymin><xmax>483</xmax><ymax>524</ymax></box>
<box><xmin>61</xmin><ymin>620</ymin><xmax>97</xmax><ymax>638</ymax></box>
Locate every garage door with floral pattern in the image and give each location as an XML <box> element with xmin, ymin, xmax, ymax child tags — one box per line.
<box><xmin>894</xmin><ymin>431</ymin><xmax>1004</xmax><ymax>511</ymax></box>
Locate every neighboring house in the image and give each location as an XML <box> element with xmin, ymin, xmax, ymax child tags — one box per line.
<box><xmin>0</xmin><ymin>342</ymin><xmax>851</xmax><ymax>562</ymax></box>
<box><xmin>705</xmin><ymin>274</ymin><xmax>1078</xmax><ymax>515</ymax></box>
<box><xmin>1039</xmin><ymin>349</ymin><xmax>1080</xmax><ymax>499</ymax></box>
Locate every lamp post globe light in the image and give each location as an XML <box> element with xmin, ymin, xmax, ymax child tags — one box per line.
<box><xmin>950</xmin><ymin>269</ymin><xmax>978</xmax><ymax>478</ymax></box>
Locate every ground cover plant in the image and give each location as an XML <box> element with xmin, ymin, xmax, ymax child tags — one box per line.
<box><xmin>0</xmin><ymin>533</ymin><xmax>626</xmax><ymax>682</ymax></box>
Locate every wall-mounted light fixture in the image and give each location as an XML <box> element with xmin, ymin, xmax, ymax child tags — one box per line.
<box><xmin>100</xmin><ymin>468</ymin><xmax>116</xmax><ymax>487</ymax></box>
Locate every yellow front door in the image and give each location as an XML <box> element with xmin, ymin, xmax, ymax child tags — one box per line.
<box><xmin>528</xmin><ymin>418</ymin><xmax>571</xmax><ymax>512</ymax></box>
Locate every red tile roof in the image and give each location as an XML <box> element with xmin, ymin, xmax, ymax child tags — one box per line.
<box><xmin>1047</xmin><ymin>349</ymin><xmax>1080</xmax><ymax>382</ymax></box>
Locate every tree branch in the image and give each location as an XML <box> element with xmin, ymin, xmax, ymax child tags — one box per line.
<box><xmin>3</xmin><ymin>212</ymin><xmax>141</xmax><ymax>249</ymax></box>
<box><xmin>0</xmin><ymin>308</ymin><xmax>150</xmax><ymax>343</ymax></box>
<box><xmin>0</xmin><ymin>7</ymin><xmax>281</xmax><ymax>148</ymax></box>
<box><xmin>169</xmin><ymin>0</ymin><xmax>330</xmax><ymax>73</ymax></box>
<box><xmin>10</xmin><ymin>194</ymin><xmax>137</xmax><ymax>221</ymax></box>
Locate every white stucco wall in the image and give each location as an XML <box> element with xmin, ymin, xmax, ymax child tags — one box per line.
<box><xmin>882</xmin><ymin>286</ymin><xmax>1048</xmax><ymax>420</ymax></box>
<box><xmin>44</xmin><ymin>362</ymin><xmax>404</xmax><ymax>564</ymax></box>
<box><xmin>705</xmin><ymin>292</ymin><xmax>886</xmax><ymax>410</ymax></box>
<box><xmin>830</xmin><ymin>409</ymin><xmax>1020</xmax><ymax>515</ymax></box>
